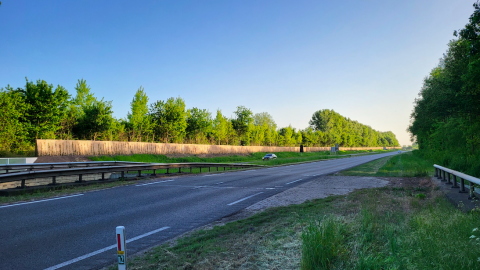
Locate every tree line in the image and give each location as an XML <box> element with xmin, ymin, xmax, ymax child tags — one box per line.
<box><xmin>409</xmin><ymin>3</ymin><xmax>480</xmax><ymax>175</ymax></box>
<box><xmin>0</xmin><ymin>78</ymin><xmax>399</xmax><ymax>155</ymax></box>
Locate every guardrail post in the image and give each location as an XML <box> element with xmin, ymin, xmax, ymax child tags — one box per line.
<box><xmin>79</xmin><ymin>174</ymin><xmax>83</xmax><ymax>183</ymax></box>
<box><xmin>442</xmin><ymin>170</ymin><xmax>446</xmax><ymax>182</ymax></box>
<box><xmin>138</xmin><ymin>170</ymin><xmax>141</xmax><ymax>177</ymax></box>
<box><xmin>469</xmin><ymin>182</ymin><xmax>477</xmax><ymax>200</ymax></box>
<box><xmin>21</xmin><ymin>179</ymin><xmax>25</xmax><ymax>188</ymax></box>
<box><xmin>190</xmin><ymin>167</ymin><xmax>192</xmax><ymax>173</ymax></box>
<box><xmin>152</xmin><ymin>169</ymin><xmax>156</xmax><ymax>176</ymax></box>
<box><xmin>224</xmin><ymin>167</ymin><xmax>225</xmax><ymax>171</ymax></box>
<box><xmin>121</xmin><ymin>171</ymin><xmax>125</xmax><ymax>179</ymax></box>
<box><xmin>446</xmin><ymin>172</ymin><xmax>452</xmax><ymax>185</ymax></box>
<box><xmin>179</xmin><ymin>168</ymin><xmax>181</xmax><ymax>173</ymax></box>
<box><xmin>209</xmin><ymin>167</ymin><xmax>211</xmax><ymax>172</ymax></box>
<box><xmin>52</xmin><ymin>176</ymin><xmax>56</xmax><ymax>185</ymax></box>
<box><xmin>452</xmin><ymin>175</ymin><xmax>459</xmax><ymax>188</ymax></box>
<box><xmin>459</xmin><ymin>178</ymin><xmax>467</xmax><ymax>193</ymax></box>
<box><xmin>434</xmin><ymin>168</ymin><xmax>438</xmax><ymax>177</ymax></box>
<box><xmin>437</xmin><ymin>169</ymin><xmax>442</xmax><ymax>180</ymax></box>
<box><xmin>101</xmin><ymin>172</ymin><xmax>105</xmax><ymax>180</ymax></box>
<box><xmin>166</xmin><ymin>168</ymin><xmax>169</xmax><ymax>174</ymax></box>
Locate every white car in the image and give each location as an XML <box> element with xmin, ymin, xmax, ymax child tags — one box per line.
<box><xmin>262</xmin><ymin>154</ymin><xmax>277</xmax><ymax>161</ymax></box>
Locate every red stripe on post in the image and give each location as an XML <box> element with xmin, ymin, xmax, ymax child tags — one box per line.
<box><xmin>117</xmin><ymin>234</ymin><xmax>121</xmax><ymax>250</ymax></box>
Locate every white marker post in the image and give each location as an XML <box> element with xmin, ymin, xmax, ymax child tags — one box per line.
<box><xmin>116</xmin><ymin>226</ymin><xmax>126</xmax><ymax>270</ymax></box>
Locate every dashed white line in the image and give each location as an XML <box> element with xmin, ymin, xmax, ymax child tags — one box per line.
<box><xmin>215</xmin><ymin>182</ymin><xmax>224</xmax><ymax>185</ymax></box>
<box><xmin>136</xmin><ymin>180</ymin><xmax>174</xmax><ymax>186</ymax></box>
<box><xmin>286</xmin><ymin>179</ymin><xmax>303</xmax><ymax>185</ymax></box>
<box><xmin>44</xmin><ymin>226</ymin><xmax>170</xmax><ymax>270</ymax></box>
<box><xmin>0</xmin><ymin>194</ymin><xmax>84</xmax><ymax>209</ymax></box>
<box><xmin>227</xmin><ymin>192</ymin><xmax>264</xmax><ymax>206</ymax></box>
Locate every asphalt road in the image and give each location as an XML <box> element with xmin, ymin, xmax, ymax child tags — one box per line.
<box><xmin>0</xmin><ymin>151</ymin><xmax>400</xmax><ymax>270</ymax></box>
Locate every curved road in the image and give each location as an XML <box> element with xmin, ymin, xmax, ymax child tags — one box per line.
<box><xmin>0</xmin><ymin>151</ymin><xmax>399</xmax><ymax>270</ymax></box>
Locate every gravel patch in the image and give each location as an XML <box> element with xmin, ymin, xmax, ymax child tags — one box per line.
<box><xmin>209</xmin><ymin>175</ymin><xmax>389</xmax><ymax>227</ymax></box>
<box><xmin>246</xmin><ymin>175</ymin><xmax>389</xmax><ymax>212</ymax></box>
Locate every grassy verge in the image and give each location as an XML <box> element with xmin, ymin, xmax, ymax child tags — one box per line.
<box><xmin>340</xmin><ymin>150</ymin><xmax>434</xmax><ymax>177</ymax></box>
<box><xmin>114</xmin><ymin>150</ymin><xmax>480</xmax><ymax>270</ymax></box>
<box><xmin>116</xmin><ymin>184</ymin><xmax>480</xmax><ymax>270</ymax></box>
<box><xmin>90</xmin><ymin>149</ymin><xmax>395</xmax><ymax>166</ymax></box>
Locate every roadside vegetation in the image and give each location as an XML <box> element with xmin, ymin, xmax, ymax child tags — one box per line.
<box><xmin>1</xmin><ymin>80</ymin><xmax>399</xmax><ymax>157</ymax></box>
<box><xmin>340</xmin><ymin>150</ymin><xmax>433</xmax><ymax>177</ymax></box>
<box><xmin>114</xmin><ymin>152</ymin><xmax>480</xmax><ymax>270</ymax></box>
<box><xmin>409</xmin><ymin>3</ymin><xmax>480</xmax><ymax>177</ymax></box>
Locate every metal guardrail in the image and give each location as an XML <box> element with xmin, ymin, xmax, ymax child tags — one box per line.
<box><xmin>0</xmin><ymin>161</ymin><xmax>145</xmax><ymax>174</ymax></box>
<box><xmin>434</xmin><ymin>164</ymin><xmax>480</xmax><ymax>199</ymax></box>
<box><xmin>0</xmin><ymin>162</ymin><xmax>262</xmax><ymax>190</ymax></box>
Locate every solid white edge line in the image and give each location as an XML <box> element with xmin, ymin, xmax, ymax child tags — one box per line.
<box><xmin>43</xmin><ymin>226</ymin><xmax>170</xmax><ymax>270</ymax></box>
<box><xmin>286</xmin><ymin>179</ymin><xmax>302</xmax><ymax>185</ymax></box>
<box><xmin>227</xmin><ymin>192</ymin><xmax>264</xmax><ymax>206</ymax></box>
<box><xmin>135</xmin><ymin>180</ymin><xmax>174</xmax><ymax>186</ymax></box>
<box><xmin>0</xmin><ymin>194</ymin><xmax>84</xmax><ymax>209</ymax></box>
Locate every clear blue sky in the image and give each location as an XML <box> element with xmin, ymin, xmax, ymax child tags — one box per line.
<box><xmin>0</xmin><ymin>0</ymin><xmax>475</xmax><ymax>145</ymax></box>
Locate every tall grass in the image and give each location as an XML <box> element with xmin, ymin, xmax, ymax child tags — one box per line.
<box><xmin>301</xmin><ymin>188</ymin><xmax>480</xmax><ymax>269</ymax></box>
<box><xmin>301</xmin><ymin>215</ymin><xmax>347</xmax><ymax>270</ymax></box>
<box><xmin>377</xmin><ymin>151</ymin><xmax>433</xmax><ymax>177</ymax></box>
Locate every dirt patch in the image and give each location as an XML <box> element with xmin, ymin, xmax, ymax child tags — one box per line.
<box><xmin>386</xmin><ymin>177</ymin><xmax>435</xmax><ymax>188</ymax></box>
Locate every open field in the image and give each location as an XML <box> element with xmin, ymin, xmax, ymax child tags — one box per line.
<box><xmin>112</xmin><ymin>151</ymin><xmax>480</xmax><ymax>270</ymax></box>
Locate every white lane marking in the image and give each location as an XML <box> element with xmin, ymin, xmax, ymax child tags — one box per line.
<box><xmin>215</xmin><ymin>182</ymin><xmax>224</xmax><ymax>185</ymax></box>
<box><xmin>136</xmin><ymin>180</ymin><xmax>174</xmax><ymax>186</ymax></box>
<box><xmin>266</xmin><ymin>188</ymin><xmax>275</xmax><ymax>190</ymax></box>
<box><xmin>0</xmin><ymin>194</ymin><xmax>84</xmax><ymax>209</ymax></box>
<box><xmin>275</xmin><ymin>186</ymin><xmax>283</xmax><ymax>187</ymax></box>
<box><xmin>126</xmin><ymin>226</ymin><xmax>170</xmax><ymax>243</ymax></box>
<box><xmin>203</xmin><ymin>173</ymin><xmax>224</xmax><ymax>177</ymax></box>
<box><xmin>286</xmin><ymin>179</ymin><xmax>302</xmax><ymax>185</ymax></box>
<box><xmin>43</xmin><ymin>226</ymin><xmax>170</xmax><ymax>270</ymax></box>
<box><xmin>227</xmin><ymin>192</ymin><xmax>264</xmax><ymax>206</ymax></box>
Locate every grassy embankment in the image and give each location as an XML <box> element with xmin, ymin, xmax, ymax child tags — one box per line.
<box><xmin>115</xmin><ymin>151</ymin><xmax>480</xmax><ymax>270</ymax></box>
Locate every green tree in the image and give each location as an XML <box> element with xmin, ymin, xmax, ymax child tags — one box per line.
<box><xmin>0</xmin><ymin>86</ymin><xmax>29</xmax><ymax>153</ymax></box>
<box><xmin>21</xmin><ymin>79</ymin><xmax>70</xmax><ymax>142</ymax></box>
<box><xmin>150</xmin><ymin>97</ymin><xmax>187</xmax><ymax>143</ymax></box>
<box><xmin>127</xmin><ymin>86</ymin><xmax>152</xmax><ymax>142</ymax></box>
<box><xmin>76</xmin><ymin>100</ymin><xmax>114</xmax><ymax>140</ymax></box>
<box><xmin>212</xmin><ymin>110</ymin><xmax>229</xmax><ymax>145</ymax></box>
<box><xmin>232</xmin><ymin>106</ymin><xmax>254</xmax><ymax>145</ymax></box>
<box><xmin>186</xmin><ymin>107</ymin><xmax>212</xmax><ymax>144</ymax></box>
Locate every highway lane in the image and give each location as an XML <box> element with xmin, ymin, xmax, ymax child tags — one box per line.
<box><xmin>0</xmin><ymin>151</ymin><xmax>399</xmax><ymax>270</ymax></box>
